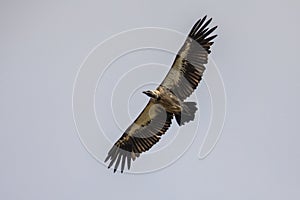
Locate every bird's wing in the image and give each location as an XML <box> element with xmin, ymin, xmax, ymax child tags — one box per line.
<box><xmin>105</xmin><ymin>100</ymin><xmax>173</xmax><ymax>173</ymax></box>
<box><xmin>159</xmin><ymin>16</ymin><xmax>217</xmax><ymax>100</ymax></box>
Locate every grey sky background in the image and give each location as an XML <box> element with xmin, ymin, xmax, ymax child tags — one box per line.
<box><xmin>1</xmin><ymin>0</ymin><xmax>300</xmax><ymax>199</ymax></box>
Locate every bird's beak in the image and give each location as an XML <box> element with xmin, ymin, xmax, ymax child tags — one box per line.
<box><xmin>142</xmin><ymin>91</ymin><xmax>151</xmax><ymax>96</ymax></box>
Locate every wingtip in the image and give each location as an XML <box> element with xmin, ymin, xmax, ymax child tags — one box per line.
<box><xmin>206</xmin><ymin>18</ymin><xmax>213</xmax><ymax>27</ymax></box>
<box><xmin>211</xmin><ymin>25</ymin><xmax>218</xmax><ymax>31</ymax></box>
<box><xmin>104</xmin><ymin>156</ymin><xmax>110</xmax><ymax>163</ymax></box>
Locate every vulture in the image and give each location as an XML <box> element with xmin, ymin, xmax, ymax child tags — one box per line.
<box><xmin>105</xmin><ymin>16</ymin><xmax>217</xmax><ymax>173</ymax></box>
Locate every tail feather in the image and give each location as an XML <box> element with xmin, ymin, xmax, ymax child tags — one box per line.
<box><xmin>175</xmin><ymin>102</ymin><xmax>198</xmax><ymax>126</ymax></box>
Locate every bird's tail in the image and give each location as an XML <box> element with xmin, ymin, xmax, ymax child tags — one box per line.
<box><xmin>175</xmin><ymin>102</ymin><xmax>198</xmax><ymax>126</ymax></box>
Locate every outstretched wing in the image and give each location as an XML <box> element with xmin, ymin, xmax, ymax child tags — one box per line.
<box><xmin>105</xmin><ymin>100</ymin><xmax>173</xmax><ymax>173</ymax></box>
<box><xmin>159</xmin><ymin>16</ymin><xmax>217</xmax><ymax>100</ymax></box>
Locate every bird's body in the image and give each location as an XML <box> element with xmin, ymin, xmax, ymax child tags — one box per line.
<box><xmin>145</xmin><ymin>87</ymin><xmax>182</xmax><ymax>113</ymax></box>
<box><xmin>143</xmin><ymin>87</ymin><xmax>197</xmax><ymax>126</ymax></box>
<box><xmin>105</xmin><ymin>16</ymin><xmax>218</xmax><ymax>173</ymax></box>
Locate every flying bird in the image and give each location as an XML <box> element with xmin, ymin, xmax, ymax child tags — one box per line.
<box><xmin>105</xmin><ymin>16</ymin><xmax>217</xmax><ymax>173</ymax></box>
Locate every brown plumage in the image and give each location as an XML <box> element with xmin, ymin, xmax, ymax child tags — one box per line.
<box><xmin>105</xmin><ymin>16</ymin><xmax>217</xmax><ymax>173</ymax></box>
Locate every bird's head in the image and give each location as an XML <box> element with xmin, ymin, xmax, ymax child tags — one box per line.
<box><xmin>142</xmin><ymin>90</ymin><xmax>159</xmax><ymax>99</ymax></box>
